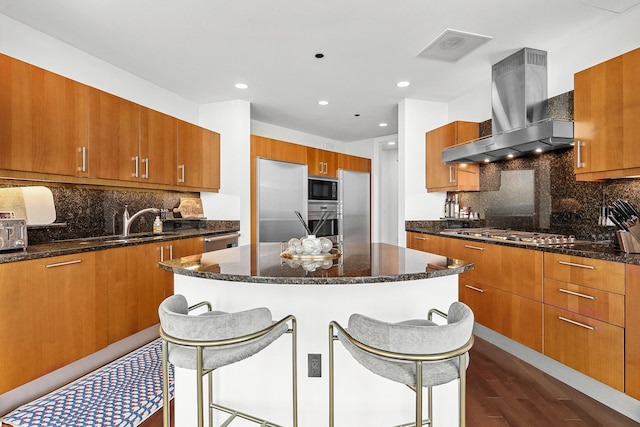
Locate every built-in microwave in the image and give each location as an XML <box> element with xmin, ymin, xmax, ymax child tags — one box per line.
<box><xmin>308</xmin><ymin>177</ymin><xmax>338</xmax><ymax>201</ymax></box>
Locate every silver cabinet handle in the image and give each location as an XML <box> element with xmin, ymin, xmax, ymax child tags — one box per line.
<box><xmin>133</xmin><ymin>156</ymin><xmax>139</xmax><ymax>178</ymax></box>
<box><xmin>559</xmin><ymin>288</ymin><xmax>596</xmax><ymax>300</ymax></box>
<box><xmin>449</xmin><ymin>166</ymin><xmax>455</xmax><ymax>183</ymax></box>
<box><xmin>142</xmin><ymin>157</ymin><xmax>149</xmax><ymax>179</ymax></box>
<box><xmin>79</xmin><ymin>147</ymin><xmax>87</xmax><ymax>172</ymax></box>
<box><xmin>319</xmin><ymin>162</ymin><xmax>323</xmax><ymax>174</ymax></box>
<box><xmin>558</xmin><ymin>316</ymin><xmax>595</xmax><ymax>331</ymax></box>
<box><xmin>169</xmin><ymin>244</ymin><xmax>173</xmax><ymax>260</ymax></box>
<box><xmin>465</xmin><ymin>284</ymin><xmax>485</xmax><ymax>293</ymax></box>
<box><xmin>46</xmin><ymin>259</ymin><xmax>82</xmax><ymax>268</ymax></box>
<box><xmin>178</xmin><ymin>164</ymin><xmax>185</xmax><ymax>183</ymax></box>
<box><xmin>415</xmin><ymin>236</ymin><xmax>428</xmax><ymax>241</ymax></box>
<box><xmin>576</xmin><ymin>140</ymin><xmax>585</xmax><ymax>168</ymax></box>
<box><xmin>558</xmin><ymin>260</ymin><xmax>595</xmax><ymax>270</ymax></box>
<box><xmin>464</xmin><ymin>244</ymin><xmax>485</xmax><ymax>251</ymax></box>
<box><xmin>160</xmin><ymin>245</ymin><xmax>164</xmax><ymax>262</ymax></box>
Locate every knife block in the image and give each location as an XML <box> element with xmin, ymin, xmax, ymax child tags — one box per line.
<box><xmin>616</xmin><ymin>230</ymin><xmax>640</xmax><ymax>253</ymax></box>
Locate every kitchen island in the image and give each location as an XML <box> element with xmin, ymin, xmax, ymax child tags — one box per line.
<box><xmin>160</xmin><ymin>242</ymin><xmax>473</xmax><ymax>427</ymax></box>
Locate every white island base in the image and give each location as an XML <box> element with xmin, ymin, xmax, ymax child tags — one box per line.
<box><xmin>173</xmin><ymin>272</ymin><xmax>461</xmax><ymax>427</ymax></box>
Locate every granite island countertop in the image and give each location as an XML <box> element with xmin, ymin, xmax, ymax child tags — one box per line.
<box><xmin>406</xmin><ymin>226</ymin><xmax>640</xmax><ymax>265</ymax></box>
<box><xmin>0</xmin><ymin>227</ymin><xmax>239</xmax><ymax>264</ymax></box>
<box><xmin>159</xmin><ymin>242</ymin><xmax>474</xmax><ymax>285</ymax></box>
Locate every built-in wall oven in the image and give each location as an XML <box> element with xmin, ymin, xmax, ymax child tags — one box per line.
<box><xmin>308</xmin><ymin>201</ymin><xmax>339</xmax><ymax>241</ymax></box>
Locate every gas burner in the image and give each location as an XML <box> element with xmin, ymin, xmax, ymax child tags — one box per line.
<box><xmin>440</xmin><ymin>228</ymin><xmax>579</xmax><ymax>246</ymax></box>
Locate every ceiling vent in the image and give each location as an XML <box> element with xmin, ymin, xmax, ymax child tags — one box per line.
<box><xmin>416</xmin><ymin>29</ymin><xmax>492</xmax><ymax>62</ymax></box>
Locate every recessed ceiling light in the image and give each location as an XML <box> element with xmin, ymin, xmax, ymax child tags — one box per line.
<box><xmin>507</xmin><ymin>154</ymin><xmax>514</xmax><ymax>159</ymax></box>
<box><xmin>397</xmin><ymin>81</ymin><xmax>410</xmax><ymax>88</ymax></box>
<box><xmin>235</xmin><ymin>83</ymin><xmax>248</xmax><ymax>89</ymax></box>
<box><xmin>318</xmin><ymin>100</ymin><xmax>329</xmax><ymax>106</ymax></box>
<box><xmin>379</xmin><ymin>123</ymin><xmax>388</xmax><ymax>127</ymax></box>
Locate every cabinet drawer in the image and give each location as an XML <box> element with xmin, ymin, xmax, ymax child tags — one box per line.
<box><xmin>544</xmin><ymin>305</ymin><xmax>624</xmax><ymax>391</ymax></box>
<box><xmin>543</xmin><ymin>253</ymin><xmax>625</xmax><ymax>294</ymax></box>
<box><xmin>459</xmin><ymin>277</ymin><xmax>542</xmax><ymax>352</ymax></box>
<box><xmin>407</xmin><ymin>232</ymin><xmax>442</xmax><ymax>255</ymax></box>
<box><xmin>543</xmin><ymin>278</ymin><xmax>624</xmax><ymax>326</ymax></box>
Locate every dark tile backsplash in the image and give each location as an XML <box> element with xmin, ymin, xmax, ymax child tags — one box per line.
<box><xmin>456</xmin><ymin>147</ymin><xmax>640</xmax><ymax>241</ymax></box>
<box><xmin>0</xmin><ymin>181</ymin><xmax>202</xmax><ymax>244</ymax></box>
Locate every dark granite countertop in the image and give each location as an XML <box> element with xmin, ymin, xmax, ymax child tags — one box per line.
<box><xmin>159</xmin><ymin>242</ymin><xmax>474</xmax><ymax>285</ymax></box>
<box><xmin>406</xmin><ymin>227</ymin><xmax>640</xmax><ymax>265</ymax></box>
<box><xmin>0</xmin><ymin>228</ymin><xmax>240</xmax><ymax>264</ymax></box>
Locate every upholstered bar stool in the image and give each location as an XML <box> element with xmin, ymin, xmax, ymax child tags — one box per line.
<box><xmin>159</xmin><ymin>294</ymin><xmax>298</xmax><ymax>427</ymax></box>
<box><xmin>329</xmin><ymin>302</ymin><xmax>474</xmax><ymax>427</ymax></box>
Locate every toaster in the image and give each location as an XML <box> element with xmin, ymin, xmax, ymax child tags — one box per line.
<box><xmin>0</xmin><ymin>219</ymin><xmax>28</xmax><ymax>252</ymax></box>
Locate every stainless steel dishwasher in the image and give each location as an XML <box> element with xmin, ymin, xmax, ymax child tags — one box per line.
<box><xmin>203</xmin><ymin>232</ymin><xmax>240</xmax><ymax>252</ymax></box>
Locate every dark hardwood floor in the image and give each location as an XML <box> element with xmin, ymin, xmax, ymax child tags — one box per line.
<box><xmin>141</xmin><ymin>336</ymin><xmax>638</xmax><ymax>427</ymax></box>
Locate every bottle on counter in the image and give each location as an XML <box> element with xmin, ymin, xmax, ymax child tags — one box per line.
<box><xmin>153</xmin><ymin>216</ymin><xmax>163</xmax><ymax>234</ymax></box>
<box><xmin>453</xmin><ymin>194</ymin><xmax>460</xmax><ymax>218</ymax></box>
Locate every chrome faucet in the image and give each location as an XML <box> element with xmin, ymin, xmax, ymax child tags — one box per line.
<box><xmin>122</xmin><ymin>205</ymin><xmax>160</xmax><ymax>236</ymax></box>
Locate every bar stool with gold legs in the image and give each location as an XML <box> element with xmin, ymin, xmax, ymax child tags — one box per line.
<box><xmin>329</xmin><ymin>301</ymin><xmax>474</xmax><ymax>427</ymax></box>
<box><xmin>159</xmin><ymin>294</ymin><xmax>298</xmax><ymax>427</ymax></box>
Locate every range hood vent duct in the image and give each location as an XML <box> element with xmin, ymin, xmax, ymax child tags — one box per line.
<box><xmin>442</xmin><ymin>48</ymin><xmax>574</xmax><ymax>163</ymax></box>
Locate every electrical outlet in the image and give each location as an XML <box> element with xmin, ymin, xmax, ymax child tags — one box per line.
<box><xmin>308</xmin><ymin>353</ymin><xmax>321</xmax><ymax>377</ymax></box>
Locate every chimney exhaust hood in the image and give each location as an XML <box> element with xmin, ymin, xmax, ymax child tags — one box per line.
<box><xmin>442</xmin><ymin>48</ymin><xmax>574</xmax><ymax>164</ymax></box>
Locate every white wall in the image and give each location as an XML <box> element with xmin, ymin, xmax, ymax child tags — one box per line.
<box><xmin>0</xmin><ymin>14</ymin><xmax>199</xmax><ymax>122</ymax></box>
<box><xmin>397</xmin><ymin>99</ymin><xmax>449</xmax><ymax>246</ymax></box>
<box><xmin>199</xmin><ymin>100</ymin><xmax>250</xmax><ymax>243</ymax></box>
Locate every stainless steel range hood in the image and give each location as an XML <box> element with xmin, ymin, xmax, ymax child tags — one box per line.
<box><xmin>442</xmin><ymin>48</ymin><xmax>574</xmax><ymax>163</ymax></box>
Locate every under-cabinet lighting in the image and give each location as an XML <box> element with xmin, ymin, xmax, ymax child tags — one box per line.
<box><xmin>507</xmin><ymin>154</ymin><xmax>514</xmax><ymax>159</ymax></box>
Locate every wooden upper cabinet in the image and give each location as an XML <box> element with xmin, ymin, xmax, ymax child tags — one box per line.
<box><xmin>425</xmin><ymin>121</ymin><xmax>479</xmax><ymax>192</ymax></box>
<box><xmin>140</xmin><ymin>108</ymin><xmax>178</xmax><ymax>186</ymax></box>
<box><xmin>251</xmin><ymin>135</ymin><xmax>308</xmax><ymax>164</ymax></box>
<box><xmin>89</xmin><ymin>89</ymin><xmax>140</xmax><ymax>181</ymax></box>
<box><xmin>308</xmin><ymin>147</ymin><xmax>338</xmax><ymax>177</ymax></box>
<box><xmin>337</xmin><ymin>153</ymin><xmax>371</xmax><ymax>173</ymax></box>
<box><xmin>0</xmin><ymin>53</ymin><xmax>89</xmax><ymax>177</ymax></box>
<box><xmin>177</xmin><ymin>120</ymin><xmax>221</xmax><ymax>190</ymax></box>
<box><xmin>574</xmin><ymin>47</ymin><xmax>640</xmax><ymax>180</ymax></box>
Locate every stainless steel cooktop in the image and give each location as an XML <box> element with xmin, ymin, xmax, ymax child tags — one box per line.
<box><xmin>440</xmin><ymin>228</ymin><xmax>585</xmax><ymax>247</ymax></box>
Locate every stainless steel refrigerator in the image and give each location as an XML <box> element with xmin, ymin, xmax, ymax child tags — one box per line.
<box><xmin>256</xmin><ymin>158</ymin><xmax>308</xmax><ymax>242</ymax></box>
<box><xmin>338</xmin><ymin>169</ymin><xmax>371</xmax><ymax>243</ymax></box>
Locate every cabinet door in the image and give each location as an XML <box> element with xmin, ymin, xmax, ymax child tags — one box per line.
<box><xmin>0</xmin><ymin>54</ymin><xmax>89</xmax><ymax>177</ymax></box>
<box><xmin>574</xmin><ymin>54</ymin><xmax>624</xmax><ymax>175</ymax></box>
<box><xmin>102</xmin><ymin>243</ymin><xmax>170</xmax><ymax>344</ymax></box>
<box><xmin>544</xmin><ymin>305</ymin><xmax>624</xmax><ymax>391</ymax></box>
<box><xmin>171</xmin><ymin>237</ymin><xmax>204</xmax><ymax>259</ymax></box>
<box><xmin>425</xmin><ymin>121</ymin><xmax>479</xmax><ymax>192</ymax></box>
<box><xmin>89</xmin><ymin>89</ymin><xmax>140</xmax><ymax>181</ymax></box>
<box><xmin>622</xmin><ymin>48</ymin><xmax>640</xmax><ymax>170</ymax></box>
<box><xmin>543</xmin><ymin>253</ymin><xmax>625</xmax><ymax>294</ymax></box>
<box><xmin>251</xmin><ymin>135</ymin><xmax>308</xmax><ymax>164</ymax></box>
<box><xmin>406</xmin><ymin>232</ymin><xmax>442</xmax><ymax>255</ymax></box>
<box><xmin>0</xmin><ymin>253</ymin><xmax>105</xmax><ymax>393</ymax></box>
<box><xmin>338</xmin><ymin>153</ymin><xmax>371</xmax><ymax>173</ymax></box>
<box><xmin>626</xmin><ymin>264</ymin><xmax>640</xmax><ymax>400</ymax></box>
<box><xmin>307</xmin><ymin>148</ymin><xmax>337</xmax><ymax>177</ymax></box>
<box><xmin>459</xmin><ymin>277</ymin><xmax>542</xmax><ymax>352</ymax></box>
<box><xmin>140</xmin><ymin>107</ymin><xmax>178</xmax><ymax>186</ymax></box>
<box><xmin>177</xmin><ymin>120</ymin><xmax>221</xmax><ymax>190</ymax></box>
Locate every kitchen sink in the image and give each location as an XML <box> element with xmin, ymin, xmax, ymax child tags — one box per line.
<box><xmin>60</xmin><ymin>232</ymin><xmax>180</xmax><ymax>245</ymax></box>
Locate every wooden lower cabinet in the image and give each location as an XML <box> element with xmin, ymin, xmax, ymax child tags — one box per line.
<box><xmin>626</xmin><ymin>264</ymin><xmax>640</xmax><ymax>400</ymax></box>
<box><xmin>406</xmin><ymin>232</ymin><xmax>443</xmax><ymax>255</ymax></box>
<box><xmin>544</xmin><ymin>305</ymin><xmax>624</xmax><ymax>391</ymax></box>
<box><xmin>459</xmin><ymin>277</ymin><xmax>542</xmax><ymax>352</ymax></box>
<box><xmin>0</xmin><ymin>252</ymin><xmax>106</xmax><ymax>394</ymax></box>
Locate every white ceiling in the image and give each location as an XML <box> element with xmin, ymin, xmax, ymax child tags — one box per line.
<box><xmin>0</xmin><ymin>0</ymin><xmax>636</xmax><ymax>142</ymax></box>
